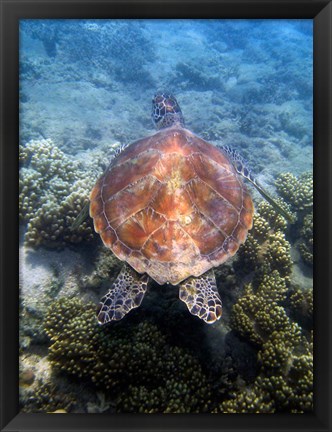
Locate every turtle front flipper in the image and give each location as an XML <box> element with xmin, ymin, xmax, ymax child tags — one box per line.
<box><xmin>178</xmin><ymin>270</ymin><xmax>222</xmax><ymax>324</ymax></box>
<box><xmin>221</xmin><ymin>145</ymin><xmax>293</xmax><ymax>221</ymax></box>
<box><xmin>97</xmin><ymin>264</ymin><xmax>149</xmax><ymax>324</ymax></box>
<box><xmin>70</xmin><ymin>202</ymin><xmax>90</xmax><ymax>231</ymax></box>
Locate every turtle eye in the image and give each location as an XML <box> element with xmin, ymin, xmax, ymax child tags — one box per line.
<box><xmin>165</xmin><ymin>98</ymin><xmax>180</xmax><ymax>113</ymax></box>
<box><xmin>154</xmin><ymin>95</ymin><xmax>164</xmax><ymax>104</ymax></box>
<box><xmin>165</xmin><ymin>98</ymin><xmax>175</xmax><ymax>107</ymax></box>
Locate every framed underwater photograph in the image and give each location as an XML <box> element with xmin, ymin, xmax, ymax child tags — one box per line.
<box><xmin>1</xmin><ymin>0</ymin><xmax>331</xmax><ymax>431</ymax></box>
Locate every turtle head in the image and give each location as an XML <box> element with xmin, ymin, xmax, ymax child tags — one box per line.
<box><xmin>151</xmin><ymin>93</ymin><xmax>185</xmax><ymax>130</ymax></box>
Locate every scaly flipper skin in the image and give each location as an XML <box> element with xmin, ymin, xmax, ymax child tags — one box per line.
<box><xmin>221</xmin><ymin>145</ymin><xmax>292</xmax><ymax>221</ymax></box>
<box><xmin>97</xmin><ymin>264</ymin><xmax>149</xmax><ymax>324</ymax></box>
<box><xmin>178</xmin><ymin>270</ymin><xmax>222</xmax><ymax>324</ymax></box>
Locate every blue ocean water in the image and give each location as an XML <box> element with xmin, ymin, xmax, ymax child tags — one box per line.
<box><xmin>19</xmin><ymin>19</ymin><xmax>313</xmax><ymax>414</ymax></box>
<box><xmin>20</xmin><ymin>19</ymin><xmax>312</xmax><ymax>175</ymax></box>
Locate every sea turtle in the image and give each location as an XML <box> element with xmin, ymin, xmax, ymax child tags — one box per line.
<box><xmin>89</xmin><ymin>93</ymin><xmax>290</xmax><ymax>325</ymax></box>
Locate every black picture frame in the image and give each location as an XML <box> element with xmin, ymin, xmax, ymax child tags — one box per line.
<box><xmin>1</xmin><ymin>1</ymin><xmax>331</xmax><ymax>431</ymax></box>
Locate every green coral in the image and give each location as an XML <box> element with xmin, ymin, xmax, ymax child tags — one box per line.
<box><xmin>288</xmin><ymin>285</ymin><xmax>313</xmax><ymax>329</ymax></box>
<box><xmin>117</xmin><ymin>348</ymin><xmax>212</xmax><ymax>413</ymax></box>
<box><xmin>44</xmin><ymin>298</ymin><xmax>212</xmax><ymax>413</ymax></box>
<box><xmin>238</xmin><ymin>200</ymin><xmax>292</xmax><ymax>282</ymax></box>
<box><xmin>275</xmin><ymin>172</ymin><xmax>313</xmax><ymax>266</ymax></box>
<box><xmin>219</xmin><ymin>382</ymin><xmax>274</xmax><ymax>413</ymax></box>
<box><xmin>263</xmin><ymin>231</ymin><xmax>292</xmax><ymax>283</ymax></box>
<box><xmin>227</xmin><ymin>176</ymin><xmax>313</xmax><ymax>413</ymax></box>
<box><xmin>231</xmin><ymin>271</ymin><xmax>289</xmax><ymax>346</ymax></box>
<box><xmin>257</xmin><ymin>321</ymin><xmax>302</xmax><ymax>369</ymax></box>
<box><xmin>224</xmin><ymin>295</ymin><xmax>313</xmax><ymax>413</ymax></box>
<box><xmin>20</xmin><ymin>139</ymin><xmax>99</xmax><ymax>248</ymax></box>
<box><xmin>299</xmin><ymin>212</ymin><xmax>313</xmax><ymax>265</ymax></box>
<box><xmin>19</xmin><ymin>139</ymin><xmax>77</xmax><ymax>221</ymax></box>
<box><xmin>275</xmin><ymin>172</ymin><xmax>313</xmax><ymax>212</ymax></box>
<box><xmin>221</xmin><ymin>334</ymin><xmax>313</xmax><ymax>415</ymax></box>
<box><xmin>256</xmin><ymin>325</ymin><xmax>313</xmax><ymax>412</ymax></box>
<box><xmin>255</xmin><ymin>200</ymin><xmax>289</xmax><ymax>233</ymax></box>
<box><xmin>24</xmin><ymin>169</ymin><xmax>313</xmax><ymax>414</ymax></box>
<box><xmin>20</xmin><ymin>381</ymin><xmax>76</xmax><ymax>413</ymax></box>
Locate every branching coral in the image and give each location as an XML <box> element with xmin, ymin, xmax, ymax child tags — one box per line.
<box><xmin>288</xmin><ymin>285</ymin><xmax>313</xmax><ymax>330</ymax></box>
<box><xmin>117</xmin><ymin>347</ymin><xmax>212</xmax><ymax>413</ymax></box>
<box><xmin>263</xmin><ymin>231</ymin><xmax>292</xmax><ymax>284</ymax></box>
<box><xmin>237</xmin><ymin>200</ymin><xmax>292</xmax><ymax>282</ymax></box>
<box><xmin>227</xmin><ymin>175</ymin><xmax>313</xmax><ymax>413</ymax></box>
<box><xmin>221</xmin><ymin>334</ymin><xmax>313</xmax><ymax>414</ymax></box>
<box><xmin>255</xmin><ymin>325</ymin><xmax>313</xmax><ymax>413</ymax></box>
<box><xmin>219</xmin><ymin>382</ymin><xmax>274</xmax><ymax>413</ymax></box>
<box><xmin>44</xmin><ymin>298</ymin><xmax>212</xmax><ymax>413</ymax></box>
<box><xmin>20</xmin><ymin>380</ymin><xmax>76</xmax><ymax>413</ymax></box>
<box><xmin>255</xmin><ymin>200</ymin><xmax>289</xmax><ymax>233</ymax></box>
<box><xmin>299</xmin><ymin>212</ymin><xmax>313</xmax><ymax>265</ymax></box>
<box><xmin>20</xmin><ymin>139</ymin><xmax>99</xmax><ymax>248</ymax></box>
<box><xmin>230</xmin><ymin>271</ymin><xmax>289</xmax><ymax>346</ymax></box>
<box><xmin>275</xmin><ymin>172</ymin><xmax>313</xmax><ymax>212</ymax></box>
<box><xmin>25</xmin><ymin>168</ymin><xmax>313</xmax><ymax>414</ymax></box>
<box><xmin>19</xmin><ymin>139</ymin><xmax>77</xmax><ymax>221</ymax></box>
<box><xmin>223</xmin><ymin>292</ymin><xmax>313</xmax><ymax>413</ymax></box>
<box><xmin>275</xmin><ymin>172</ymin><xmax>313</xmax><ymax>266</ymax></box>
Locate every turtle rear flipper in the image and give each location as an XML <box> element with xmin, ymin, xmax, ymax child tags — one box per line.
<box><xmin>97</xmin><ymin>264</ymin><xmax>149</xmax><ymax>324</ymax></box>
<box><xmin>179</xmin><ymin>270</ymin><xmax>222</xmax><ymax>324</ymax></box>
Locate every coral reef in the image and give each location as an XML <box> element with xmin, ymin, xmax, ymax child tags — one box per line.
<box><xmin>19</xmin><ymin>348</ymin><xmax>77</xmax><ymax>413</ymax></box>
<box><xmin>18</xmin><ymin>17</ymin><xmax>313</xmax><ymax>415</ymax></box>
<box><xmin>21</xmin><ymin>170</ymin><xmax>313</xmax><ymax>414</ymax></box>
<box><xmin>20</xmin><ymin>139</ymin><xmax>98</xmax><ymax>249</ymax></box>
<box><xmin>217</xmin><ymin>382</ymin><xmax>274</xmax><ymax>413</ymax></box>
<box><xmin>174</xmin><ymin>61</ymin><xmax>221</xmax><ymax>91</ymax></box>
<box><xmin>19</xmin><ymin>139</ymin><xmax>77</xmax><ymax>221</ymax></box>
<box><xmin>44</xmin><ymin>298</ymin><xmax>212</xmax><ymax>413</ymax></box>
<box><xmin>275</xmin><ymin>171</ymin><xmax>313</xmax><ymax>266</ymax></box>
<box><xmin>230</xmin><ymin>271</ymin><xmax>290</xmax><ymax>346</ymax></box>
<box><xmin>20</xmin><ymin>380</ymin><xmax>76</xmax><ymax>413</ymax></box>
<box><xmin>287</xmin><ymin>285</ymin><xmax>313</xmax><ymax>330</ymax></box>
<box><xmin>221</xmin><ymin>191</ymin><xmax>313</xmax><ymax>413</ymax></box>
<box><xmin>20</xmin><ymin>156</ymin><xmax>314</xmax><ymax>414</ymax></box>
<box><xmin>21</xmin><ymin>20</ymin><xmax>156</xmax><ymax>85</ymax></box>
<box><xmin>299</xmin><ymin>212</ymin><xmax>313</xmax><ymax>265</ymax></box>
<box><xmin>80</xmin><ymin>247</ymin><xmax>122</xmax><ymax>291</ymax></box>
<box><xmin>221</xmin><ymin>273</ymin><xmax>313</xmax><ymax>413</ymax></box>
<box><xmin>275</xmin><ymin>172</ymin><xmax>313</xmax><ymax>213</ymax></box>
<box><xmin>220</xmin><ymin>326</ymin><xmax>313</xmax><ymax>413</ymax></box>
<box><xmin>237</xmin><ymin>200</ymin><xmax>292</xmax><ymax>282</ymax></box>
